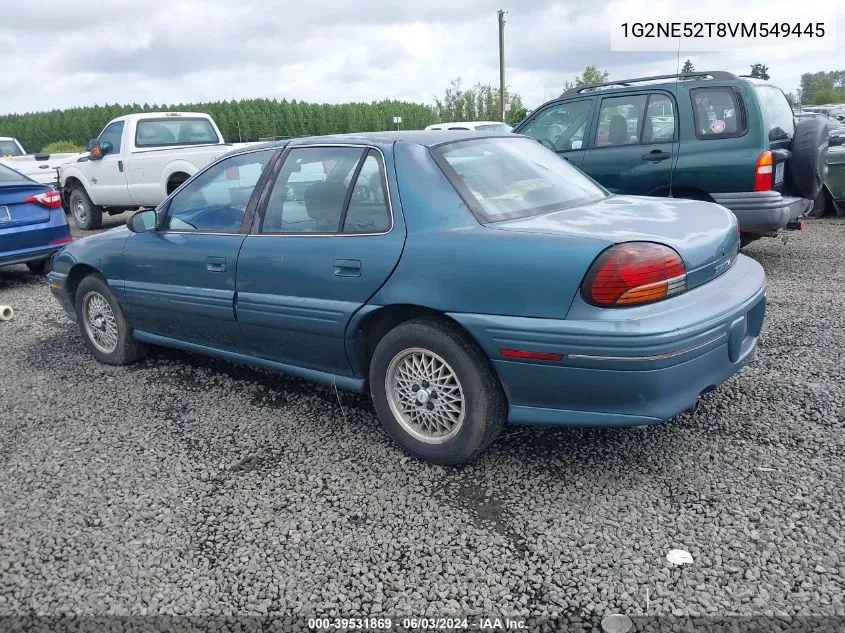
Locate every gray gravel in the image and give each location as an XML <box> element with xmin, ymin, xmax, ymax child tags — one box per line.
<box><xmin>1</xmin><ymin>216</ymin><xmax>844</xmax><ymax>628</ymax></box>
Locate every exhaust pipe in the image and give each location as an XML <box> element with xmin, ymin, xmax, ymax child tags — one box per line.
<box><xmin>0</xmin><ymin>305</ymin><xmax>13</xmax><ymax>321</ymax></box>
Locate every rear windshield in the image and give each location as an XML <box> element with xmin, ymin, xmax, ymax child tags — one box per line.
<box><xmin>432</xmin><ymin>137</ymin><xmax>607</xmax><ymax>222</ymax></box>
<box><xmin>135</xmin><ymin>117</ymin><xmax>219</xmax><ymax>147</ymax></box>
<box><xmin>475</xmin><ymin>123</ymin><xmax>513</xmax><ymax>132</ymax></box>
<box><xmin>754</xmin><ymin>85</ymin><xmax>795</xmax><ymax>142</ymax></box>
<box><xmin>0</xmin><ymin>163</ymin><xmax>31</xmax><ymax>183</ymax></box>
<box><xmin>0</xmin><ymin>140</ymin><xmax>23</xmax><ymax>156</ymax></box>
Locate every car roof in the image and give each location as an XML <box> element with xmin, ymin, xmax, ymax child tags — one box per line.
<box><xmin>218</xmin><ymin>130</ymin><xmax>519</xmax><ymax>160</ymax></box>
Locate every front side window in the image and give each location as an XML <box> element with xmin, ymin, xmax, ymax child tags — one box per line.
<box><xmin>432</xmin><ymin>137</ymin><xmax>607</xmax><ymax>223</ymax></box>
<box><xmin>261</xmin><ymin>146</ymin><xmax>364</xmax><ymax>233</ymax></box>
<box><xmin>164</xmin><ymin>149</ymin><xmax>274</xmax><ymax>232</ymax></box>
<box><xmin>136</xmin><ymin>118</ymin><xmax>219</xmax><ymax>148</ymax></box>
<box><xmin>520</xmin><ymin>100</ymin><xmax>592</xmax><ymax>151</ymax></box>
<box><xmin>595</xmin><ymin>95</ymin><xmax>647</xmax><ymax>146</ymax></box>
<box><xmin>691</xmin><ymin>88</ymin><xmax>742</xmax><ymax>138</ymax></box>
<box><xmin>99</xmin><ymin>121</ymin><xmax>125</xmax><ymax>153</ymax></box>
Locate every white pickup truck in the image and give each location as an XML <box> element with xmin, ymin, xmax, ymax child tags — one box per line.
<box><xmin>1</xmin><ymin>137</ymin><xmax>80</xmax><ymax>186</ymax></box>
<box><xmin>59</xmin><ymin>112</ymin><xmax>254</xmax><ymax>229</ymax></box>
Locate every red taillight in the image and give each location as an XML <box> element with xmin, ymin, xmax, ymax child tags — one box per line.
<box><xmin>24</xmin><ymin>190</ymin><xmax>62</xmax><ymax>209</ymax></box>
<box><xmin>49</xmin><ymin>236</ymin><xmax>73</xmax><ymax>245</ymax></box>
<box><xmin>583</xmin><ymin>242</ymin><xmax>687</xmax><ymax>307</ymax></box>
<box><xmin>753</xmin><ymin>151</ymin><xmax>773</xmax><ymax>191</ymax></box>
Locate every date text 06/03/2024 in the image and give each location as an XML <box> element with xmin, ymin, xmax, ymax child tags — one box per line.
<box><xmin>307</xmin><ymin>616</ymin><xmax>527</xmax><ymax>630</ymax></box>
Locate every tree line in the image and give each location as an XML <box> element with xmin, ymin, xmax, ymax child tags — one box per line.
<box><xmin>0</xmin><ymin>99</ymin><xmax>439</xmax><ymax>153</ymax></box>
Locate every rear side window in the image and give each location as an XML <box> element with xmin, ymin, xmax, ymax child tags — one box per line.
<box><xmin>691</xmin><ymin>88</ymin><xmax>743</xmax><ymax>138</ymax></box>
<box><xmin>136</xmin><ymin>118</ymin><xmax>219</xmax><ymax>147</ymax></box>
<box><xmin>754</xmin><ymin>85</ymin><xmax>795</xmax><ymax>142</ymax></box>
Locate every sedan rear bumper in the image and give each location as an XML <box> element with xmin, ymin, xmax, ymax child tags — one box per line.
<box><xmin>449</xmin><ymin>254</ymin><xmax>766</xmax><ymax>426</ymax></box>
<box><xmin>0</xmin><ymin>244</ymin><xmax>62</xmax><ymax>268</ymax></box>
<box><xmin>711</xmin><ymin>191</ymin><xmax>811</xmax><ymax>234</ymax></box>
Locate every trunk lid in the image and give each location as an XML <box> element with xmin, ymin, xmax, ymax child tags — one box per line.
<box><xmin>0</xmin><ymin>183</ymin><xmax>52</xmax><ymax>228</ymax></box>
<box><xmin>486</xmin><ymin>195</ymin><xmax>740</xmax><ymax>289</ymax></box>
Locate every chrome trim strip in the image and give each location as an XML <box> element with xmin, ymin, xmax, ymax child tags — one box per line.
<box><xmin>567</xmin><ymin>332</ymin><xmax>727</xmax><ymax>362</ymax></box>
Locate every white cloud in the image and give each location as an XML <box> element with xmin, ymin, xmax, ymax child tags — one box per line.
<box><xmin>0</xmin><ymin>0</ymin><xmax>843</xmax><ymax>115</ymax></box>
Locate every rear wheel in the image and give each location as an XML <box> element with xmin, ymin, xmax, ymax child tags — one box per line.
<box><xmin>74</xmin><ymin>274</ymin><xmax>147</xmax><ymax>365</ymax></box>
<box><xmin>369</xmin><ymin>317</ymin><xmax>507</xmax><ymax>465</ymax></box>
<box><xmin>26</xmin><ymin>259</ymin><xmax>51</xmax><ymax>275</ymax></box>
<box><xmin>69</xmin><ymin>187</ymin><xmax>103</xmax><ymax>230</ymax></box>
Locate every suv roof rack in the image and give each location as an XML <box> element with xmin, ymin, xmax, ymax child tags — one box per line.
<box><xmin>561</xmin><ymin>71</ymin><xmax>738</xmax><ymax>95</ymax></box>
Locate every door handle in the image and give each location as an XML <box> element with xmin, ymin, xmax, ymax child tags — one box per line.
<box><xmin>642</xmin><ymin>150</ymin><xmax>671</xmax><ymax>162</ymax></box>
<box><xmin>205</xmin><ymin>256</ymin><xmax>227</xmax><ymax>272</ymax></box>
<box><xmin>333</xmin><ymin>258</ymin><xmax>361</xmax><ymax>277</ymax></box>
<box><xmin>118</xmin><ymin>160</ymin><xmax>124</xmax><ymax>172</ymax></box>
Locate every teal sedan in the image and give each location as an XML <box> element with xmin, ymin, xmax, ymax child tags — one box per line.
<box><xmin>48</xmin><ymin>132</ymin><xmax>765</xmax><ymax>464</ymax></box>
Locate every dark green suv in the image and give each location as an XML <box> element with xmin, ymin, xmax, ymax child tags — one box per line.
<box><xmin>513</xmin><ymin>72</ymin><xmax>828</xmax><ymax>242</ymax></box>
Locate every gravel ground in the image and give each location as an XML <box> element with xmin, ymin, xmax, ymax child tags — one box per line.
<box><xmin>0</xmin><ymin>217</ymin><xmax>843</xmax><ymax>630</ymax></box>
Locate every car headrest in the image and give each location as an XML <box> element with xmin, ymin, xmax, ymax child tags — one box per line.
<box><xmin>304</xmin><ymin>180</ymin><xmax>347</xmax><ymax>224</ymax></box>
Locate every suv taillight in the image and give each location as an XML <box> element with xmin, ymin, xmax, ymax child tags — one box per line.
<box><xmin>24</xmin><ymin>190</ymin><xmax>62</xmax><ymax>209</ymax></box>
<box><xmin>753</xmin><ymin>151</ymin><xmax>773</xmax><ymax>191</ymax></box>
<box><xmin>582</xmin><ymin>242</ymin><xmax>687</xmax><ymax>307</ymax></box>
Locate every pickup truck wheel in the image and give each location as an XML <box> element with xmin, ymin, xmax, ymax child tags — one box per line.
<box><xmin>369</xmin><ymin>317</ymin><xmax>507</xmax><ymax>465</ymax></box>
<box><xmin>69</xmin><ymin>187</ymin><xmax>103</xmax><ymax>230</ymax></box>
<box><xmin>74</xmin><ymin>274</ymin><xmax>148</xmax><ymax>365</ymax></box>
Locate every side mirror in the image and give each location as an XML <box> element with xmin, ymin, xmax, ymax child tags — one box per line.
<box><xmin>87</xmin><ymin>140</ymin><xmax>113</xmax><ymax>160</ymax></box>
<box><xmin>126</xmin><ymin>209</ymin><xmax>157</xmax><ymax>233</ymax></box>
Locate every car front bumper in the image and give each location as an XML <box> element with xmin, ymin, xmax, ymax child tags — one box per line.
<box><xmin>711</xmin><ymin>191</ymin><xmax>811</xmax><ymax>234</ymax></box>
<box><xmin>449</xmin><ymin>254</ymin><xmax>766</xmax><ymax>427</ymax></box>
<box><xmin>46</xmin><ymin>270</ymin><xmax>77</xmax><ymax>323</ymax></box>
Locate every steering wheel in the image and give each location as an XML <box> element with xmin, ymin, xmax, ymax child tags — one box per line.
<box><xmin>352</xmin><ymin>185</ymin><xmax>372</xmax><ymax>203</ymax></box>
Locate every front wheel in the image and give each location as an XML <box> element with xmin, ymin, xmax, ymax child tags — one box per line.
<box><xmin>369</xmin><ymin>317</ymin><xmax>507</xmax><ymax>465</ymax></box>
<box><xmin>69</xmin><ymin>187</ymin><xmax>103</xmax><ymax>230</ymax></box>
<box><xmin>74</xmin><ymin>274</ymin><xmax>148</xmax><ymax>365</ymax></box>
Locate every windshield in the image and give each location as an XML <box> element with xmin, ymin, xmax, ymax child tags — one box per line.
<box><xmin>754</xmin><ymin>85</ymin><xmax>795</xmax><ymax>142</ymax></box>
<box><xmin>0</xmin><ymin>140</ymin><xmax>24</xmax><ymax>157</ymax></box>
<box><xmin>475</xmin><ymin>123</ymin><xmax>513</xmax><ymax>132</ymax></box>
<box><xmin>432</xmin><ymin>137</ymin><xmax>607</xmax><ymax>222</ymax></box>
<box><xmin>0</xmin><ymin>163</ymin><xmax>31</xmax><ymax>183</ymax></box>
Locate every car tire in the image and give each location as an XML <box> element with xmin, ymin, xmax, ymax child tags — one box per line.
<box><xmin>369</xmin><ymin>317</ymin><xmax>507</xmax><ymax>465</ymax></box>
<box><xmin>788</xmin><ymin>117</ymin><xmax>828</xmax><ymax>201</ymax></box>
<box><xmin>808</xmin><ymin>185</ymin><xmax>830</xmax><ymax>219</ymax></box>
<box><xmin>74</xmin><ymin>274</ymin><xmax>148</xmax><ymax>365</ymax></box>
<box><xmin>26</xmin><ymin>259</ymin><xmax>51</xmax><ymax>275</ymax></box>
<box><xmin>69</xmin><ymin>187</ymin><xmax>103</xmax><ymax>230</ymax></box>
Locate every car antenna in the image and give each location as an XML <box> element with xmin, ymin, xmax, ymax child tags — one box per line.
<box><xmin>669</xmin><ymin>38</ymin><xmax>681</xmax><ymax>198</ymax></box>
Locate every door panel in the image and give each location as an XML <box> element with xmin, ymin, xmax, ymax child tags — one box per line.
<box><xmin>580</xmin><ymin>92</ymin><xmax>676</xmax><ymax>195</ymax></box>
<box><xmin>235</xmin><ymin>146</ymin><xmax>405</xmax><ymax>375</ymax></box>
<box><xmin>87</xmin><ymin>121</ymin><xmax>132</xmax><ymax>206</ymax></box>
<box><xmin>122</xmin><ymin>232</ymin><xmax>246</xmax><ymax>347</ymax></box>
<box><xmin>120</xmin><ymin>149</ymin><xmax>276</xmax><ymax>349</ymax></box>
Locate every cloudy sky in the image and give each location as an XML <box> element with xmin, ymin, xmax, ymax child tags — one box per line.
<box><xmin>1</xmin><ymin>0</ymin><xmax>842</xmax><ymax>116</ymax></box>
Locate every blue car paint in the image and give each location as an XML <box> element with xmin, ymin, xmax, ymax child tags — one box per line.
<box><xmin>48</xmin><ymin>131</ymin><xmax>766</xmax><ymax>428</ymax></box>
<box><xmin>0</xmin><ymin>175</ymin><xmax>72</xmax><ymax>269</ymax></box>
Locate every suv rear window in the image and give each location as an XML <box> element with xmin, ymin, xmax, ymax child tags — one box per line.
<box><xmin>432</xmin><ymin>137</ymin><xmax>607</xmax><ymax>222</ymax></box>
<box><xmin>691</xmin><ymin>88</ymin><xmax>742</xmax><ymax>138</ymax></box>
<box><xmin>136</xmin><ymin>118</ymin><xmax>219</xmax><ymax>147</ymax></box>
<box><xmin>754</xmin><ymin>85</ymin><xmax>795</xmax><ymax>142</ymax></box>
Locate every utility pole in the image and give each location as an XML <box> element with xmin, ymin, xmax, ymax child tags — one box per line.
<box><xmin>498</xmin><ymin>9</ymin><xmax>507</xmax><ymax>123</ymax></box>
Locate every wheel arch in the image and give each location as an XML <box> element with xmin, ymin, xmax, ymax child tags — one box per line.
<box><xmin>66</xmin><ymin>263</ymin><xmax>104</xmax><ymax>305</ymax></box>
<box><xmin>161</xmin><ymin>161</ymin><xmax>197</xmax><ymax>196</ymax></box>
<box><xmin>349</xmin><ymin>303</ymin><xmax>509</xmax><ymax>399</ymax></box>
